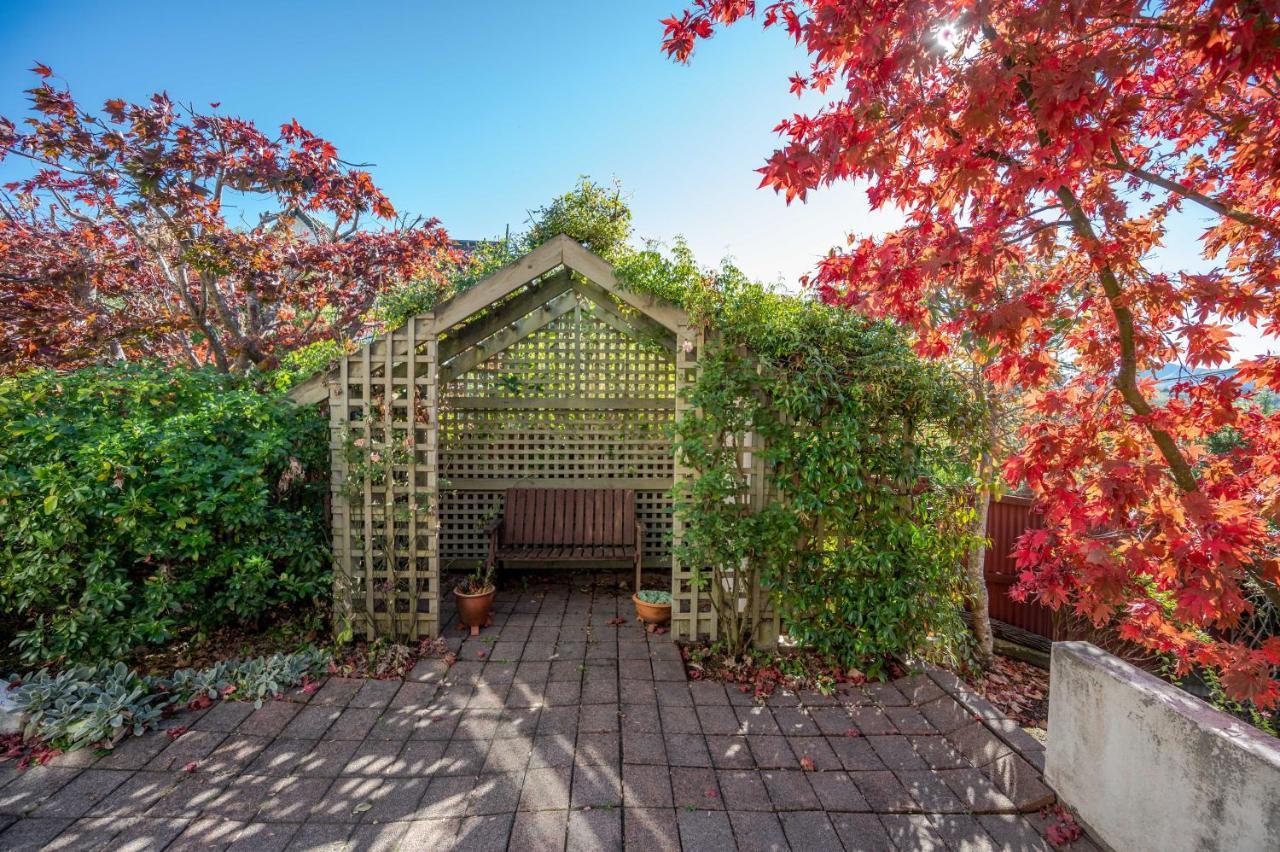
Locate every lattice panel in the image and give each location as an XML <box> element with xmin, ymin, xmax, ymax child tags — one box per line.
<box><xmin>438</xmin><ymin>305</ymin><xmax>676</xmax><ymax>566</ymax></box>
<box><xmin>330</xmin><ymin>316</ymin><xmax>439</xmax><ymax>641</ymax></box>
<box><xmin>670</xmin><ymin>326</ymin><xmax>780</xmax><ymax>647</ymax></box>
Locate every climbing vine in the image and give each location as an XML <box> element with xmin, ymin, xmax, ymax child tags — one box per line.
<box><xmin>621</xmin><ymin>244</ymin><xmax>984</xmax><ymax>673</ymax></box>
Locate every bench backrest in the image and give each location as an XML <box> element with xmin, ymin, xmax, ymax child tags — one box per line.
<box><xmin>502</xmin><ymin>488</ymin><xmax>637</xmax><ymax>548</ymax></box>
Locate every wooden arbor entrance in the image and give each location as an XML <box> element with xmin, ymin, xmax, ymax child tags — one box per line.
<box><xmin>292</xmin><ymin>235</ymin><xmax>716</xmax><ymax>641</ymax></box>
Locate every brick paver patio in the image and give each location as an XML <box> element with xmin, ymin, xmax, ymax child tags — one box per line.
<box><xmin>0</xmin><ymin>573</ymin><xmax>1096</xmax><ymax>850</ymax></box>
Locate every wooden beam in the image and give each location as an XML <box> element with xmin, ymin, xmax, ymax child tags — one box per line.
<box><xmin>560</xmin><ymin>237</ymin><xmax>686</xmax><ymax>332</ymax></box>
<box><xmin>286</xmin><ymin>369</ymin><xmax>332</xmax><ymax>405</ymax></box>
<box><xmin>572</xmin><ymin>277</ymin><xmax>676</xmax><ymax>355</ymax></box>
<box><xmin>443</xmin><ymin>397</ymin><xmax>675</xmax><ymax>410</ymax></box>
<box><xmin>438</xmin><ymin>290</ymin><xmax>579</xmax><ymax>383</ymax></box>
<box><xmin>439</xmin><ymin>270</ymin><xmax>572</xmax><ymax>361</ymax></box>
<box><xmin>433</xmin><ymin>237</ymin><xmax>567</xmax><ymax>329</ymax></box>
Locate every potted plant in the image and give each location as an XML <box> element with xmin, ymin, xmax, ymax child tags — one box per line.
<box><xmin>455</xmin><ymin>563</ymin><xmax>496</xmax><ymax>636</ymax></box>
<box><xmin>632</xmin><ymin>589</ymin><xmax>672</xmax><ymax>632</ymax></box>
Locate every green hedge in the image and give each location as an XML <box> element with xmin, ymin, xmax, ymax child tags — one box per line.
<box><xmin>0</xmin><ymin>365</ymin><xmax>329</xmax><ymax>665</ymax></box>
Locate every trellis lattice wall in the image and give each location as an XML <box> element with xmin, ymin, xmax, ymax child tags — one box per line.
<box><xmin>294</xmin><ymin>235</ymin><xmax>780</xmax><ymax>644</ymax></box>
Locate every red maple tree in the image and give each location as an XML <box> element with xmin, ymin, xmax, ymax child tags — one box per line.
<box><xmin>662</xmin><ymin>1</ymin><xmax>1280</xmax><ymax>705</ymax></box>
<box><xmin>0</xmin><ymin>66</ymin><xmax>458</xmax><ymax>372</ymax></box>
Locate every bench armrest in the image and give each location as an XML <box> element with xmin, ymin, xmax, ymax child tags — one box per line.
<box><xmin>483</xmin><ymin>515</ymin><xmax>504</xmax><ymax>536</ymax></box>
<box><xmin>635</xmin><ymin>518</ymin><xmax>647</xmax><ymax>535</ymax></box>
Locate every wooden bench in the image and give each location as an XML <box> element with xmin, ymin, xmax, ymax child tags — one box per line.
<box><xmin>485</xmin><ymin>488</ymin><xmax>645</xmax><ymax>589</ymax></box>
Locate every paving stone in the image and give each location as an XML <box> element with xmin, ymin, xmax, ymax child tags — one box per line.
<box><xmin>509</xmin><ymin>809</ymin><xmax>567</xmax><ymax>848</ymax></box>
<box><xmin>908</xmin><ymin>734</ymin><xmax>969</xmax><ymax>770</ymax></box>
<box><xmin>982</xmin><ymin>752</ymin><xmax>1055</xmax><ymax>812</ymax></box>
<box><xmin>807</xmin><ymin>770</ymin><xmax>869</xmax><ymax>813</ymax></box>
<box><xmin>326</xmin><ymin>707</ymin><xmax>381</xmax><ymax>740</ymax></box>
<box><xmin>772</xmin><ymin>705</ymin><xmax>820</xmax><ymax>737</ymax></box>
<box><xmin>309</xmin><ymin>775</ymin><xmax>385</xmax><ymax>822</ymax></box>
<box><xmin>654</xmin><ymin>680</ymin><xmax>693</xmax><ymax>706</ymax></box>
<box><xmin>258</xmin><ymin>776</ymin><xmax>336</xmax><ymax>823</ymax></box>
<box><xmin>623</xmin><ymin>807</ymin><xmax>680</xmax><ymax>851</ymax></box>
<box><xmin>576</xmin><ymin>731</ymin><xmax>621</xmax><ymax>767</ymax></box>
<box><xmin>622</xmin><ymin>730</ymin><xmax>667</xmax><ymax>765</ymax></box>
<box><xmin>193</xmin><ymin>701</ymin><xmax>255</xmax><ymax>732</ymax></box>
<box><xmin>716</xmin><ymin>769</ymin><xmax>772</xmax><ymax>811</ymax></box>
<box><xmin>948</xmin><ymin>721</ymin><xmax>1015</xmax><ymax>768</ymax></box>
<box><xmin>345</xmin><ymin>819</ymin><xmax>409</xmax><ymax>852</ymax></box>
<box><xmin>205</xmin><ymin>774</ymin><xmax>277</xmax><ymax>820</ymax></box>
<box><xmin>86</xmin><ymin>770</ymin><xmax>179</xmax><ymax>817</ymax></box>
<box><xmin>412</xmin><ymin>708</ymin><xmax>461</xmax><ymax>741</ymax></box>
<box><xmin>893</xmin><ymin>673</ymin><xmax>947</xmax><ymax>705</ymax></box>
<box><xmin>866</xmin><ymin>735</ymin><xmax>927</xmax><ymax>771</ymax></box>
<box><xmin>536</xmin><ymin>705</ymin><xmax>579</xmax><ymax>737</ymax></box>
<box><xmin>665</xmin><ymin>732</ymin><xmax>712</xmax><ymax>767</ymax></box>
<box><xmin>747</xmin><ymin>734</ymin><xmax>798</xmax><ymax>769</ymax></box>
<box><xmin>295</xmin><ymin>738</ymin><xmax>361</xmax><ymax>777</ymax></box>
<box><xmin>0</xmin><ymin>817</ymin><xmax>77</xmax><ymax>851</ymax></box>
<box><xmin>863</xmin><ymin>682</ymin><xmax>911</xmax><ymax>707</ymax></box>
<box><xmin>850</xmin><ymin>770</ymin><xmax>918</xmax><ymax>813</ymax></box>
<box><xmin>248</xmin><ymin>737</ymin><xmax>316</xmax><ymax>775</ymax></box>
<box><xmin>438</xmin><ymin>739</ymin><xmax>490</xmax><ymax>776</ymax></box>
<box><xmin>549</xmin><ymin>660</ymin><xmax>585</xmax><ymax>682</ymax></box>
<box><xmin>659</xmin><ymin>703</ymin><xmax>699</xmax><ymax>734</ymax></box>
<box><xmin>830</xmin><ymin>812</ymin><xmax>896</xmax><ymax>851</ymax></box>
<box><xmin>806</xmin><ymin>706</ymin><xmax>855</xmax><ymax>737</ymax></box>
<box><xmin>620</xmin><ymin>658</ymin><xmax>653</xmax><ymax>681</ymax></box>
<box><xmin>481</xmin><ymin>737</ymin><xmax>532</xmax><ymax>774</ymax></box>
<box><xmin>581</xmin><ymin>677</ymin><xmax>620</xmax><ymax>704</ymax></box>
<box><xmin>937</xmin><ymin>768</ymin><xmax>1017</xmax><ymax>813</ymax></box>
<box><xmin>148</xmin><ymin>775</ymin><xmax>229</xmax><ymax>818</ymax></box>
<box><xmin>200</xmin><ymin>734</ymin><xmax>273</xmax><ymax>776</ymax></box>
<box><xmin>779</xmin><ymin>809</ymin><xmax>842</xmax><ymax>848</ymax></box>
<box><xmin>579</xmin><ymin>702</ymin><xmax>621</xmax><ymax>733</ymax></box>
<box><xmin>166</xmin><ymin>815</ymin><xmax>245</xmax><ymax>851</ymax></box>
<box><xmin>96</xmin><ymin>733</ymin><xmax>173</xmax><ymax>770</ymax></box>
<box><xmin>696</xmin><ymin>704</ymin><xmax>741</xmax><ymax>735</ymax></box>
<box><xmin>828</xmin><ymin>735</ymin><xmax>886</xmax><ymax>771</ymax></box>
<box><xmin>147</xmin><ymin>729</ymin><xmax>227</xmax><ymax>771</ymax></box>
<box><xmin>466</xmin><ymin>772</ymin><xmax>523</xmax><ymax>815</ymax></box>
<box><xmin>397</xmin><ymin>739</ymin><xmax>447</xmax><ymax>776</ymax></box>
<box><xmin>706</xmin><ymin>734</ymin><xmax>755</xmax><ymax>769</ymax></box>
<box><xmin>408</xmin><ymin>659</ymin><xmax>450</xmax><ymax>684</ymax></box>
<box><xmin>44</xmin><ymin>815</ymin><xmax>129</xmax><ymax>850</ymax></box>
<box><xmin>236</xmin><ymin>701</ymin><xmax>301</xmax><ymax>737</ymax></box>
<box><xmin>897</xmin><ymin>769</ymin><xmax>968</xmax><ymax>813</ymax></box>
<box><xmin>415</xmin><ymin>774</ymin><xmax>477</xmax><ymax>819</ymax></box>
<box><xmin>761</xmin><ymin>769</ymin><xmax>820</xmax><ymax>811</ymax></box>
<box><xmin>885</xmin><ymin>705</ymin><xmax>936</xmax><ymax>736</ymax></box>
<box><xmin>571</xmin><ymin>761</ymin><xmax>622</xmax><ymax>808</ymax></box>
<box><xmin>282</xmin><ymin>820</ymin><xmax>353</xmax><ymax>851</ymax></box>
<box><xmin>736</xmin><ymin>704</ymin><xmax>783</xmax><ymax>735</ymax></box>
<box><xmin>879</xmin><ymin>814</ymin><xmax>948</xmax><ymax>850</ymax></box>
<box><xmin>677</xmin><ymin>808</ymin><xmax>735</xmax><ymax>849</ymax></box>
<box><xmin>29</xmin><ymin>769</ymin><xmax>129</xmax><ymax>819</ymax></box>
<box><xmin>848</xmin><ymin>705</ymin><xmax>899</xmax><ymax>736</ymax></box>
<box><xmin>226</xmin><ymin>820</ymin><xmax>298</xmax><ymax>851</ymax></box>
<box><xmin>977</xmin><ymin>814</ymin><xmax>1054</xmax><ymax>852</ymax></box>
<box><xmin>689</xmin><ymin>681</ymin><xmax>729</xmax><ymax>705</ymax></box>
<box><xmin>454</xmin><ymin>813</ymin><xmax>515</xmax><ymax>851</ymax></box>
<box><xmin>727</xmin><ymin>809</ymin><xmax>790</xmax><ymax>852</ymax></box>
<box><xmin>454</xmin><ymin>709</ymin><xmax>502</xmax><ymax>740</ymax></box>
<box><xmin>544</xmin><ymin>679</ymin><xmax>582</xmax><ymax>705</ymax></box>
<box><xmin>652</xmin><ymin>660</ymin><xmax>687</xmax><ymax>681</ymax></box>
<box><xmin>671</xmin><ymin>765</ymin><xmax>722</xmax><ymax>810</ymax></box>
<box><xmin>788</xmin><ymin>736</ymin><xmax>842</xmax><ymax>771</ymax></box>
<box><xmin>568</xmin><ymin>807</ymin><xmax>622</xmax><ymax>851</ymax></box>
<box><xmin>518</xmin><ymin>766</ymin><xmax>571</xmax><ymax>811</ymax></box>
<box><xmin>622</xmin><ymin>763</ymin><xmax>673</xmax><ymax>808</ymax></box>
<box><xmin>920</xmin><ymin>696</ymin><xmax>973</xmax><ymax>735</ymax></box>
<box><xmin>479</xmin><ymin>661</ymin><xmax>518</xmax><ymax>684</ymax></box>
<box><xmin>528</xmin><ymin>735</ymin><xmax>575</xmax><ymax>769</ymax></box>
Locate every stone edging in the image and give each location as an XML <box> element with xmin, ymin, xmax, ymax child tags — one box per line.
<box><xmin>924</xmin><ymin>666</ymin><xmax>1057</xmax><ymax>813</ymax></box>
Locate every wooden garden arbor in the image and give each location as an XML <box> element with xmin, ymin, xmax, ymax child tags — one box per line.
<box><xmin>291</xmin><ymin>235</ymin><xmax>724</xmax><ymax>641</ymax></box>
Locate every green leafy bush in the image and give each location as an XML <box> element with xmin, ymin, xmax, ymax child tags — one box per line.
<box><xmin>0</xmin><ymin>364</ymin><xmax>330</xmax><ymax>665</ymax></box>
<box><xmin>621</xmin><ymin>245</ymin><xmax>983</xmax><ymax>674</ymax></box>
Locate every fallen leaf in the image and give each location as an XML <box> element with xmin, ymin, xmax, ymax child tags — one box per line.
<box><xmin>182</xmin><ymin>761</ymin><xmax>198</xmax><ymax>773</ymax></box>
<box><xmin>166</xmin><ymin>726</ymin><xmax>189</xmax><ymax>739</ymax></box>
<box><xmin>799</xmin><ymin>755</ymin><xmax>816</xmax><ymax>771</ymax></box>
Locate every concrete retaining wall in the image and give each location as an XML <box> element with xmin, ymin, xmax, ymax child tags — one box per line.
<box><xmin>1046</xmin><ymin>641</ymin><xmax>1280</xmax><ymax>852</ymax></box>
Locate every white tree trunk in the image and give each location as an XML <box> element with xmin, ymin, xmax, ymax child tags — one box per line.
<box><xmin>967</xmin><ymin>489</ymin><xmax>995</xmax><ymax>667</ymax></box>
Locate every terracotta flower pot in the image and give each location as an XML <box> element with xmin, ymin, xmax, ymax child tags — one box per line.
<box><xmin>455</xmin><ymin>585</ymin><xmax>495</xmax><ymax>636</ymax></box>
<box><xmin>632</xmin><ymin>593</ymin><xmax>672</xmax><ymax>633</ymax></box>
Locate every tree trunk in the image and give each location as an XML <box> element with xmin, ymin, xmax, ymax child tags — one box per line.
<box><xmin>967</xmin><ymin>486</ymin><xmax>995</xmax><ymax>668</ymax></box>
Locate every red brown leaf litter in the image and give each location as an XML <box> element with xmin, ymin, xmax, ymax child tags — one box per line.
<box><xmin>0</xmin><ymin>733</ymin><xmax>61</xmax><ymax>769</ymax></box>
<box><xmin>968</xmin><ymin>654</ymin><xmax>1050</xmax><ymax>738</ymax></box>
<box><xmin>681</xmin><ymin>643</ymin><xmax>900</xmax><ymax>700</ymax></box>
<box><xmin>1043</xmin><ymin>804</ymin><xmax>1084</xmax><ymax>847</ymax></box>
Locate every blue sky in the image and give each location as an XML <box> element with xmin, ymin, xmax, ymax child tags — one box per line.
<box><xmin>0</xmin><ymin>0</ymin><xmax>891</xmax><ymax>288</ymax></box>
<box><xmin>1</xmin><ymin>0</ymin><xmax>1270</xmax><ymax>358</ymax></box>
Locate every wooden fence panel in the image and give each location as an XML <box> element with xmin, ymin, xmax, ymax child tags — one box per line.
<box><xmin>983</xmin><ymin>494</ymin><xmax>1052</xmax><ymax>639</ymax></box>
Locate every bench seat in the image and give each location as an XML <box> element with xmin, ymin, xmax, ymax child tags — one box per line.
<box><xmin>486</xmin><ymin>488</ymin><xmax>645</xmax><ymax>589</ymax></box>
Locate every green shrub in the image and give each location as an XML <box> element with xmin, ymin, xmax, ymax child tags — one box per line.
<box><xmin>0</xmin><ymin>364</ymin><xmax>330</xmax><ymax>665</ymax></box>
<box><xmin>621</xmin><ymin>245</ymin><xmax>983</xmax><ymax>674</ymax></box>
